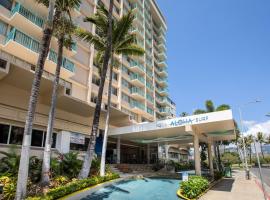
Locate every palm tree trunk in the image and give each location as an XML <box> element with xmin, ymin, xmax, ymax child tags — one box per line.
<box><xmin>41</xmin><ymin>34</ymin><xmax>64</xmax><ymax>186</ymax></box>
<box><xmin>249</xmin><ymin>147</ymin><xmax>252</xmax><ymax>164</ymax></box>
<box><xmin>217</xmin><ymin>143</ymin><xmax>221</xmax><ymax>171</ymax></box>
<box><xmin>100</xmin><ymin>56</ymin><xmax>113</xmax><ymax>177</ymax></box>
<box><xmin>78</xmin><ymin>0</ymin><xmax>114</xmax><ymax>179</ymax></box>
<box><xmin>15</xmin><ymin>1</ymin><xmax>56</xmax><ymax>199</ymax></box>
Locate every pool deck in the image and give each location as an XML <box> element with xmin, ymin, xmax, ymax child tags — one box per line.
<box><xmin>199</xmin><ymin>170</ymin><xmax>268</xmax><ymax>200</ymax></box>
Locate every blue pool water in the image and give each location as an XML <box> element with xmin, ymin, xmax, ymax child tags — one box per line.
<box><xmin>81</xmin><ymin>177</ymin><xmax>182</xmax><ymax>200</ymax></box>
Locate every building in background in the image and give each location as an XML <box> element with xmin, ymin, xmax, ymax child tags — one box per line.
<box><xmin>0</xmin><ymin>0</ymin><xmax>176</xmax><ymax>159</ymax></box>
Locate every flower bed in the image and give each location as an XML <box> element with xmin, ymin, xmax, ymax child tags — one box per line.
<box><xmin>26</xmin><ymin>173</ymin><xmax>120</xmax><ymax>200</ymax></box>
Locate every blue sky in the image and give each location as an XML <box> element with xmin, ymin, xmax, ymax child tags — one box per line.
<box><xmin>156</xmin><ymin>0</ymin><xmax>270</xmax><ymax>128</ymax></box>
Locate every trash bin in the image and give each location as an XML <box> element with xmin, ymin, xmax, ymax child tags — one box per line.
<box><xmin>224</xmin><ymin>167</ymin><xmax>232</xmax><ymax>178</ymax></box>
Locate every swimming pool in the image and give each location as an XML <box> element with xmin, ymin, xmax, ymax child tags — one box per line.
<box><xmin>80</xmin><ymin>177</ymin><xmax>182</xmax><ymax>200</ymax></box>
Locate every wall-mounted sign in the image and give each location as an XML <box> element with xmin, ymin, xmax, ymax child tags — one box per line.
<box><xmin>156</xmin><ymin>115</ymin><xmax>209</xmax><ymax>129</ymax></box>
<box><xmin>70</xmin><ymin>133</ymin><xmax>85</xmax><ymax>144</ymax></box>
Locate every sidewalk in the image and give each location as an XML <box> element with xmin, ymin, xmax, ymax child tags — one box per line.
<box><xmin>199</xmin><ymin>170</ymin><xmax>268</xmax><ymax>200</ymax></box>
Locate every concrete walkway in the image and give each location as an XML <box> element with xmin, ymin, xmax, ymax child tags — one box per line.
<box><xmin>200</xmin><ymin>170</ymin><xmax>268</xmax><ymax>200</ymax></box>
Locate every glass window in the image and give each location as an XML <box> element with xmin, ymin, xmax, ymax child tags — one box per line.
<box><xmin>31</xmin><ymin>130</ymin><xmax>44</xmax><ymax>147</ymax></box>
<box><xmin>70</xmin><ymin>137</ymin><xmax>89</xmax><ymax>151</ymax></box>
<box><xmin>0</xmin><ymin>0</ymin><xmax>12</xmax><ymax>11</ymax></box>
<box><xmin>42</xmin><ymin>132</ymin><xmax>57</xmax><ymax>148</ymax></box>
<box><xmin>9</xmin><ymin>126</ymin><xmax>24</xmax><ymax>145</ymax></box>
<box><xmin>111</xmin><ymin>87</ymin><xmax>117</xmax><ymax>96</ymax></box>
<box><xmin>0</xmin><ymin>20</ymin><xmax>7</xmax><ymax>36</ymax></box>
<box><xmin>0</xmin><ymin>124</ymin><xmax>9</xmax><ymax>144</ymax></box>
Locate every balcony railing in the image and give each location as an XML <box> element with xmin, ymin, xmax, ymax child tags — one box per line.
<box><xmin>11</xmin><ymin>2</ymin><xmax>44</xmax><ymax>28</ymax></box>
<box><xmin>130</xmin><ymin>100</ymin><xmax>145</xmax><ymax>111</ymax></box>
<box><xmin>130</xmin><ymin>73</ymin><xmax>145</xmax><ymax>84</ymax></box>
<box><xmin>6</xmin><ymin>28</ymin><xmax>75</xmax><ymax>72</ymax></box>
<box><xmin>147</xmin><ymin>107</ymin><xmax>154</xmax><ymax>115</ymax></box>
<box><xmin>130</xmin><ymin>60</ymin><xmax>145</xmax><ymax>72</ymax></box>
<box><xmin>130</xmin><ymin>87</ymin><xmax>144</xmax><ymax>97</ymax></box>
<box><xmin>146</xmin><ymin>93</ymin><xmax>154</xmax><ymax>103</ymax></box>
<box><xmin>146</xmin><ymin>81</ymin><xmax>153</xmax><ymax>90</ymax></box>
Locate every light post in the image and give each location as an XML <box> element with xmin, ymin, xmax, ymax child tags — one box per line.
<box><xmin>252</xmin><ymin>136</ymin><xmax>267</xmax><ymax>200</ymax></box>
<box><xmin>238</xmin><ymin>100</ymin><xmax>261</xmax><ymax>180</ymax></box>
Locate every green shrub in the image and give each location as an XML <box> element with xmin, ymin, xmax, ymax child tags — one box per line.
<box><xmin>0</xmin><ymin>176</ymin><xmax>16</xmax><ymax>200</ymax></box>
<box><xmin>60</xmin><ymin>152</ymin><xmax>82</xmax><ymax>178</ymax></box>
<box><xmin>26</xmin><ymin>173</ymin><xmax>120</xmax><ymax>200</ymax></box>
<box><xmin>180</xmin><ymin>176</ymin><xmax>209</xmax><ymax>199</ymax></box>
<box><xmin>174</xmin><ymin>161</ymin><xmax>194</xmax><ymax>171</ymax></box>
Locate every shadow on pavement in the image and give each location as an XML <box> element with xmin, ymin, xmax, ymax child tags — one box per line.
<box><xmin>210</xmin><ymin>178</ymin><xmax>235</xmax><ymax>192</ymax></box>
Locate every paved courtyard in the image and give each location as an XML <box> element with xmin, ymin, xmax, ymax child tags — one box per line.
<box><xmin>200</xmin><ymin>170</ymin><xmax>268</xmax><ymax>200</ymax></box>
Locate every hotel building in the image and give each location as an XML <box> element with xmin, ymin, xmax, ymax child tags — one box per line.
<box><xmin>0</xmin><ymin>0</ymin><xmax>179</xmax><ymax>162</ymax></box>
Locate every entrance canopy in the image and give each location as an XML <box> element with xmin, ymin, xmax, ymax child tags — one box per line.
<box><xmin>109</xmin><ymin>110</ymin><xmax>235</xmax><ymax>144</ymax></box>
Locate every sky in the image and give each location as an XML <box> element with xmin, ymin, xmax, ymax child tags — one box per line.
<box><xmin>156</xmin><ymin>0</ymin><xmax>270</xmax><ymax>135</ymax></box>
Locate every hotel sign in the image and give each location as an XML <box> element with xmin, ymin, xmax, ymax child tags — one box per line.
<box><xmin>156</xmin><ymin>115</ymin><xmax>209</xmax><ymax>129</ymax></box>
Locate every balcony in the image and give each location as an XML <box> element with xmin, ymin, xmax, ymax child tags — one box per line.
<box><xmin>158</xmin><ymin>61</ymin><xmax>167</xmax><ymax>68</ymax></box>
<box><xmin>156</xmin><ymin>76</ymin><xmax>167</xmax><ymax>86</ymax></box>
<box><xmin>9</xmin><ymin>3</ymin><xmax>77</xmax><ymax>56</ymax></box>
<box><xmin>158</xmin><ymin>107</ymin><xmax>171</xmax><ymax>115</ymax></box>
<box><xmin>158</xmin><ymin>52</ymin><xmax>167</xmax><ymax>60</ymax></box>
<box><xmin>156</xmin><ymin>87</ymin><xmax>169</xmax><ymax>96</ymax></box>
<box><xmin>130</xmin><ymin>87</ymin><xmax>145</xmax><ymax>100</ymax></box>
<box><xmin>131</xmin><ymin>27</ymin><xmax>144</xmax><ymax>39</ymax></box>
<box><xmin>130</xmin><ymin>100</ymin><xmax>145</xmax><ymax>114</ymax></box>
<box><xmin>130</xmin><ymin>72</ymin><xmax>145</xmax><ymax>87</ymax></box>
<box><xmin>4</xmin><ymin>28</ymin><xmax>75</xmax><ymax>78</ymax></box>
<box><xmin>156</xmin><ymin>67</ymin><xmax>168</xmax><ymax>77</ymax></box>
<box><xmin>146</xmin><ymin>81</ymin><xmax>153</xmax><ymax>91</ymax></box>
<box><xmin>147</xmin><ymin>107</ymin><xmax>154</xmax><ymax>115</ymax></box>
<box><xmin>146</xmin><ymin>93</ymin><xmax>154</xmax><ymax>104</ymax></box>
<box><xmin>129</xmin><ymin>60</ymin><xmax>145</xmax><ymax>74</ymax></box>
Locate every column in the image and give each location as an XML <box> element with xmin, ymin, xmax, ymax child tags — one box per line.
<box><xmin>193</xmin><ymin>134</ymin><xmax>201</xmax><ymax>176</ymax></box>
<box><xmin>165</xmin><ymin>144</ymin><xmax>169</xmax><ymax>161</ymax></box>
<box><xmin>56</xmin><ymin>131</ymin><xmax>70</xmax><ymax>154</ymax></box>
<box><xmin>147</xmin><ymin>144</ymin><xmax>150</xmax><ymax>164</ymax></box>
<box><xmin>117</xmin><ymin>136</ymin><xmax>121</xmax><ymax>164</ymax></box>
<box><xmin>208</xmin><ymin>140</ymin><xmax>214</xmax><ymax>177</ymax></box>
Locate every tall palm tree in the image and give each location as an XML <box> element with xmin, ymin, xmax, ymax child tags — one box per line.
<box><xmin>256</xmin><ymin>132</ymin><xmax>265</xmax><ymax>159</ymax></box>
<box><xmin>15</xmin><ymin>1</ymin><xmax>80</xmax><ymax>198</ymax></box>
<box><xmin>92</xmin><ymin>11</ymin><xmax>144</xmax><ymax>177</ymax></box>
<box><xmin>76</xmin><ymin>0</ymin><xmax>114</xmax><ymax>179</ymax></box>
<box><xmin>42</xmin><ymin>16</ymin><xmax>76</xmax><ymax>186</ymax></box>
<box><xmin>245</xmin><ymin>135</ymin><xmax>253</xmax><ymax>164</ymax></box>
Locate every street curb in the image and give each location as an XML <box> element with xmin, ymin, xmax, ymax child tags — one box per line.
<box><xmin>250</xmin><ymin>171</ymin><xmax>270</xmax><ymax>200</ymax></box>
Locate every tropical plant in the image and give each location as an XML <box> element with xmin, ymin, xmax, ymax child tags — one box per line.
<box><xmin>16</xmin><ymin>0</ymin><xmax>80</xmax><ymax>198</ymax></box>
<box><xmin>256</xmin><ymin>132</ymin><xmax>265</xmax><ymax>159</ymax></box>
<box><xmin>180</xmin><ymin>176</ymin><xmax>209</xmax><ymax>199</ymax></box>
<box><xmin>42</xmin><ymin>15</ymin><xmax>76</xmax><ymax>186</ymax></box>
<box><xmin>0</xmin><ymin>150</ymin><xmax>20</xmax><ymax>177</ymax></box>
<box><xmin>60</xmin><ymin>152</ymin><xmax>82</xmax><ymax>179</ymax></box>
<box><xmin>75</xmin><ymin>0</ymin><xmax>114</xmax><ymax>179</ymax></box>
<box><xmin>82</xmin><ymin>7</ymin><xmax>144</xmax><ymax>176</ymax></box>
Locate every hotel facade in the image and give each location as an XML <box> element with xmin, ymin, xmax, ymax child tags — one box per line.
<box><xmin>0</xmin><ymin>0</ymin><xmax>180</xmax><ymax>163</ymax></box>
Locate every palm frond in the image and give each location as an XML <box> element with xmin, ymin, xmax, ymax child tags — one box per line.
<box><xmin>76</xmin><ymin>28</ymin><xmax>106</xmax><ymax>50</ymax></box>
<box><xmin>116</xmin><ymin>44</ymin><xmax>145</xmax><ymax>56</ymax></box>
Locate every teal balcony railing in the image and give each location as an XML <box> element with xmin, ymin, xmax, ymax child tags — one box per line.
<box><xmin>156</xmin><ymin>76</ymin><xmax>167</xmax><ymax>83</ymax></box>
<box><xmin>130</xmin><ymin>100</ymin><xmax>145</xmax><ymax>111</ymax></box>
<box><xmin>130</xmin><ymin>60</ymin><xmax>145</xmax><ymax>72</ymax></box>
<box><xmin>159</xmin><ymin>107</ymin><xmax>170</xmax><ymax>113</ymax></box>
<box><xmin>6</xmin><ymin>28</ymin><xmax>75</xmax><ymax>72</ymax></box>
<box><xmin>130</xmin><ymin>87</ymin><xmax>144</xmax><ymax>97</ymax></box>
<box><xmin>156</xmin><ymin>87</ymin><xmax>169</xmax><ymax>94</ymax></box>
<box><xmin>146</xmin><ymin>94</ymin><xmax>154</xmax><ymax>103</ymax></box>
<box><xmin>11</xmin><ymin>2</ymin><xmax>44</xmax><ymax>28</ymax></box>
<box><xmin>49</xmin><ymin>50</ymin><xmax>75</xmax><ymax>72</ymax></box>
<box><xmin>146</xmin><ymin>81</ymin><xmax>153</xmax><ymax>90</ymax></box>
<box><xmin>146</xmin><ymin>69</ymin><xmax>152</xmax><ymax>77</ymax></box>
<box><xmin>6</xmin><ymin>28</ymin><xmax>40</xmax><ymax>53</ymax></box>
<box><xmin>147</xmin><ymin>107</ymin><xmax>154</xmax><ymax>115</ymax></box>
<box><xmin>130</xmin><ymin>73</ymin><xmax>145</xmax><ymax>84</ymax></box>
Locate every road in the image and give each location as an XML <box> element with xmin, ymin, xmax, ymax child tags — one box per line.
<box><xmin>251</xmin><ymin>167</ymin><xmax>270</xmax><ymax>188</ymax></box>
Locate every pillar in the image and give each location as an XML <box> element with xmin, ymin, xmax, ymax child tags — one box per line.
<box><xmin>193</xmin><ymin>134</ymin><xmax>201</xmax><ymax>176</ymax></box>
<box><xmin>165</xmin><ymin>144</ymin><xmax>169</xmax><ymax>160</ymax></box>
<box><xmin>147</xmin><ymin>144</ymin><xmax>150</xmax><ymax>164</ymax></box>
<box><xmin>56</xmin><ymin>131</ymin><xmax>70</xmax><ymax>154</ymax></box>
<box><xmin>208</xmin><ymin>140</ymin><xmax>214</xmax><ymax>177</ymax></box>
<box><xmin>117</xmin><ymin>136</ymin><xmax>121</xmax><ymax>164</ymax></box>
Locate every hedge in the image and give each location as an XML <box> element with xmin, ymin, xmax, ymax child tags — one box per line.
<box><xmin>180</xmin><ymin>176</ymin><xmax>209</xmax><ymax>199</ymax></box>
<box><xmin>26</xmin><ymin>173</ymin><xmax>120</xmax><ymax>200</ymax></box>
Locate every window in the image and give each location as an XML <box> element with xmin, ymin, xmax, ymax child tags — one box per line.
<box><xmin>0</xmin><ymin>124</ymin><xmax>9</xmax><ymax>144</ymax></box>
<box><xmin>0</xmin><ymin>0</ymin><xmax>12</xmax><ymax>11</ymax></box>
<box><xmin>0</xmin><ymin>20</ymin><xmax>7</xmax><ymax>36</ymax></box>
<box><xmin>112</xmin><ymin>72</ymin><xmax>118</xmax><ymax>81</ymax></box>
<box><xmin>70</xmin><ymin>137</ymin><xmax>90</xmax><ymax>151</ymax></box>
<box><xmin>111</xmin><ymin>87</ymin><xmax>117</xmax><ymax>96</ymax></box>
<box><xmin>121</xmin><ymin>93</ymin><xmax>129</xmax><ymax>103</ymax></box>
<box><xmin>121</xmin><ymin>78</ymin><xmax>129</xmax><ymax>88</ymax></box>
<box><xmin>31</xmin><ymin>130</ymin><xmax>44</xmax><ymax>147</ymax></box>
<box><xmin>9</xmin><ymin>126</ymin><xmax>24</xmax><ymax>145</ymax></box>
<box><xmin>42</xmin><ymin>132</ymin><xmax>57</xmax><ymax>148</ymax></box>
<box><xmin>0</xmin><ymin>59</ymin><xmax>7</xmax><ymax>70</ymax></box>
<box><xmin>92</xmin><ymin>75</ymin><xmax>100</xmax><ymax>86</ymax></box>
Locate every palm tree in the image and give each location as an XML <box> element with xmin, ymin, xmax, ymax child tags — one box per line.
<box><xmin>42</xmin><ymin>16</ymin><xmax>76</xmax><ymax>186</ymax></box>
<box><xmin>15</xmin><ymin>1</ymin><xmax>80</xmax><ymax>198</ymax></box>
<box><xmin>193</xmin><ymin>100</ymin><xmax>231</xmax><ymax>171</ymax></box>
<box><xmin>256</xmin><ymin>132</ymin><xmax>265</xmax><ymax>159</ymax></box>
<box><xmin>93</xmin><ymin>11</ymin><xmax>144</xmax><ymax>177</ymax></box>
<box><xmin>76</xmin><ymin>0</ymin><xmax>114</xmax><ymax>179</ymax></box>
<box><xmin>245</xmin><ymin>135</ymin><xmax>253</xmax><ymax>164</ymax></box>
<box><xmin>180</xmin><ymin>112</ymin><xmax>189</xmax><ymax>117</ymax></box>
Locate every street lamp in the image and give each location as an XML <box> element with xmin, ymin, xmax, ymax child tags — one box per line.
<box><xmin>238</xmin><ymin>99</ymin><xmax>261</xmax><ymax>180</ymax></box>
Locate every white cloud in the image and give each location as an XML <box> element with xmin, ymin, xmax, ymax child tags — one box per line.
<box><xmin>242</xmin><ymin>120</ymin><xmax>270</xmax><ymax>136</ymax></box>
